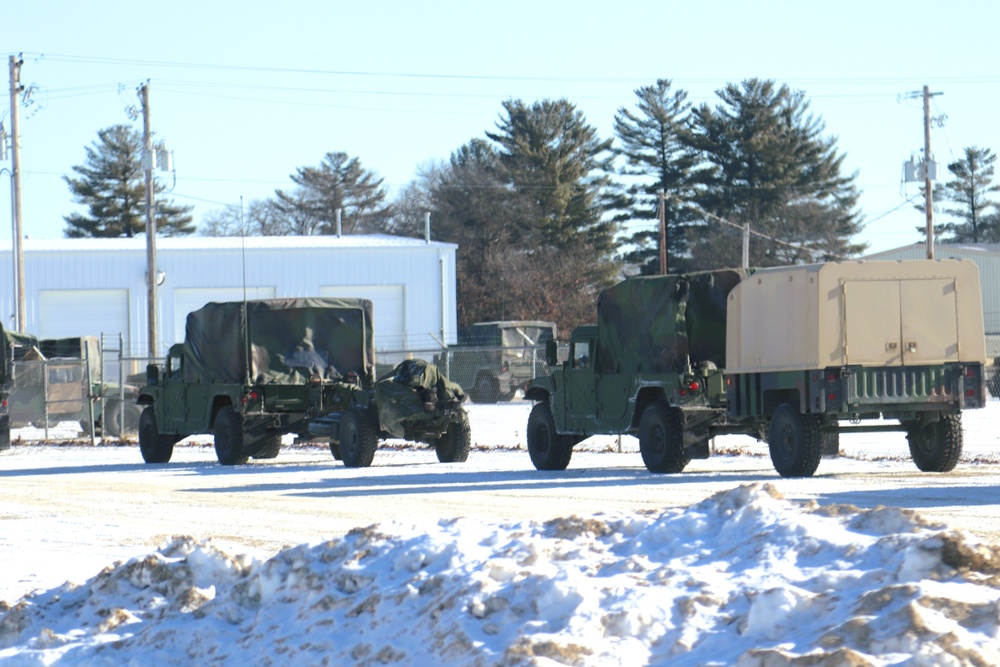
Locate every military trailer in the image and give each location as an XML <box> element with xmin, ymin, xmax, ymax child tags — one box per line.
<box><xmin>137</xmin><ymin>298</ymin><xmax>470</xmax><ymax>466</ymax></box>
<box><xmin>725</xmin><ymin>259</ymin><xmax>986</xmax><ymax>476</ymax></box>
<box><xmin>525</xmin><ymin>260</ymin><xmax>987</xmax><ymax>478</ymax></box>
<box><xmin>439</xmin><ymin>320</ymin><xmax>556</xmax><ymax>403</ymax></box>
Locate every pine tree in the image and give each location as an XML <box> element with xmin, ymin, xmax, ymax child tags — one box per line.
<box><xmin>613</xmin><ymin>79</ymin><xmax>699</xmax><ymax>274</ymax></box>
<box><xmin>63</xmin><ymin>124</ymin><xmax>194</xmax><ymax>238</ymax></box>
<box><xmin>928</xmin><ymin>147</ymin><xmax>1000</xmax><ymax>243</ymax></box>
<box><xmin>486</xmin><ymin>99</ymin><xmax>618</xmax><ymax>257</ymax></box>
<box><xmin>273</xmin><ymin>151</ymin><xmax>392</xmax><ymax>235</ymax></box>
<box><xmin>685</xmin><ymin>79</ymin><xmax>864</xmax><ymax>269</ymax></box>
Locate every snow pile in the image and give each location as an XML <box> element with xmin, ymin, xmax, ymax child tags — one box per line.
<box><xmin>2</xmin><ymin>483</ymin><xmax>999</xmax><ymax>666</ymax></box>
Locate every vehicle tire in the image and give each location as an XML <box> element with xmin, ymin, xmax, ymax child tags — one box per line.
<box><xmin>213</xmin><ymin>405</ymin><xmax>249</xmax><ymax>465</ymax></box>
<box><xmin>821</xmin><ymin>431</ymin><xmax>840</xmax><ymax>457</ymax></box>
<box><xmin>906</xmin><ymin>413</ymin><xmax>963</xmax><ymax>472</ymax></box>
<box><xmin>104</xmin><ymin>399</ymin><xmax>124</xmax><ymax>438</ymax></box>
<box><xmin>250</xmin><ymin>432</ymin><xmax>282</xmax><ymax>459</ymax></box>
<box><xmin>768</xmin><ymin>403</ymin><xmax>823</xmax><ymax>478</ymax></box>
<box><xmin>436</xmin><ymin>411</ymin><xmax>471</xmax><ymax>463</ymax></box>
<box><xmin>527</xmin><ymin>402</ymin><xmax>574</xmax><ymax>471</ymax></box>
<box><xmin>340</xmin><ymin>407</ymin><xmax>378</xmax><ymax>468</ymax></box>
<box><xmin>138</xmin><ymin>406</ymin><xmax>174</xmax><ymax>464</ymax></box>
<box><xmin>638</xmin><ymin>399</ymin><xmax>689</xmax><ymax>474</ymax></box>
<box><xmin>473</xmin><ymin>374</ymin><xmax>500</xmax><ymax>404</ymax></box>
<box><xmin>329</xmin><ymin>441</ymin><xmax>342</xmax><ymax>460</ymax></box>
<box><xmin>0</xmin><ymin>414</ymin><xmax>10</xmax><ymax>451</ymax></box>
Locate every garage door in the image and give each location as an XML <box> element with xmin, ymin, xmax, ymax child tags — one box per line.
<box><xmin>39</xmin><ymin>289</ymin><xmax>130</xmax><ymax>350</ymax></box>
<box><xmin>320</xmin><ymin>285</ymin><xmax>405</xmax><ymax>353</ymax></box>
<box><xmin>172</xmin><ymin>287</ymin><xmax>276</xmax><ymax>345</ymax></box>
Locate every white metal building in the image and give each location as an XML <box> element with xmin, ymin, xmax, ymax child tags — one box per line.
<box><xmin>0</xmin><ymin>235</ymin><xmax>458</xmax><ymax>358</ymax></box>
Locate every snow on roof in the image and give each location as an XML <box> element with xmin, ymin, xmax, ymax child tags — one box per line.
<box><xmin>18</xmin><ymin>234</ymin><xmax>456</xmax><ymax>253</ymax></box>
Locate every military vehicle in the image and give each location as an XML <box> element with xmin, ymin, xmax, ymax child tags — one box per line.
<box><xmin>137</xmin><ymin>297</ymin><xmax>470</xmax><ymax>466</ymax></box>
<box><xmin>0</xmin><ymin>324</ymin><xmax>33</xmax><ymax>449</ymax></box>
<box><xmin>525</xmin><ymin>260</ymin><xmax>987</xmax><ymax>477</ymax></box>
<box><xmin>438</xmin><ymin>320</ymin><xmax>556</xmax><ymax>402</ymax></box>
<box><xmin>5</xmin><ymin>335</ymin><xmax>140</xmax><ymax>438</ymax></box>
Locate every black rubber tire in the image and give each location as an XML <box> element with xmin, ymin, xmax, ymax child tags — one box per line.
<box><xmin>526</xmin><ymin>403</ymin><xmax>574</xmax><ymax>471</ymax></box>
<box><xmin>0</xmin><ymin>413</ymin><xmax>10</xmax><ymax>451</ymax></box>
<box><xmin>638</xmin><ymin>399</ymin><xmax>689</xmax><ymax>474</ymax></box>
<box><xmin>250</xmin><ymin>433</ymin><xmax>282</xmax><ymax>459</ymax></box>
<box><xmin>473</xmin><ymin>374</ymin><xmax>500</xmax><ymax>404</ymax></box>
<box><xmin>821</xmin><ymin>431</ymin><xmax>840</xmax><ymax>457</ymax></box>
<box><xmin>329</xmin><ymin>441</ymin><xmax>342</xmax><ymax>460</ymax></box>
<box><xmin>104</xmin><ymin>399</ymin><xmax>125</xmax><ymax>438</ymax></box>
<box><xmin>213</xmin><ymin>405</ymin><xmax>249</xmax><ymax>465</ymax></box>
<box><xmin>436</xmin><ymin>411</ymin><xmax>471</xmax><ymax>463</ymax></box>
<box><xmin>907</xmin><ymin>413</ymin><xmax>963</xmax><ymax>472</ymax></box>
<box><xmin>340</xmin><ymin>407</ymin><xmax>378</xmax><ymax>468</ymax></box>
<box><xmin>138</xmin><ymin>406</ymin><xmax>175</xmax><ymax>464</ymax></box>
<box><xmin>768</xmin><ymin>403</ymin><xmax>823</xmax><ymax>478</ymax></box>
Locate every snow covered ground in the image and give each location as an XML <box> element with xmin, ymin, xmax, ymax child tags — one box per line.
<box><xmin>1</xmin><ymin>404</ymin><xmax>1000</xmax><ymax>665</ymax></box>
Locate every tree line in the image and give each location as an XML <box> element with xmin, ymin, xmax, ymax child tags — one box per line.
<box><xmin>63</xmin><ymin>78</ymin><xmax>1000</xmax><ymax>333</ymax></box>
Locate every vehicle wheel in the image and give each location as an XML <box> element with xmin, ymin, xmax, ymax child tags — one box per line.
<box><xmin>138</xmin><ymin>406</ymin><xmax>175</xmax><ymax>464</ymax></box>
<box><xmin>250</xmin><ymin>432</ymin><xmax>282</xmax><ymax>459</ymax></box>
<box><xmin>473</xmin><ymin>374</ymin><xmax>500</xmax><ymax>404</ymax></box>
<box><xmin>340</xmin><ymin>407</ymin><xmax>378</xmax><ymax>468</ymax></box>
<box><xmin>436</xmin><ymin>411</ymin><xmax>471</xmax><ymax>463</ymax></box>
<box><xmin>214</xmin><ymin>406</ymin><xmax>249</xmax><ymax>465</ymax></box>
<box><xmin>906</xmin><ymin>413</ymin><xmax>963</xmax><ymax>472</ymax></box>
<box><xmin>104</xmin><ymin>399</ymin><xmax>125</xmax><ymax>438</ymax></box>
<box><xmin>638</xmin><ymin>399</ymin><xmax>689</xmax><ymax>474</ymax></box>
<box><xmin>329</xmin><ymin>441</ymin><xmax>342</xmax><ymax>460</ymax></box>
<box><xmin>821</xmin><ymin>431</ymin><xmax>840</xmax><ymax>457</ymax></box>
<box><xmin>527</xmin><ymin>403</ymin><xmax>574</xmax><ymax>471</ymax></box>
<box><xmin>768</xmin><ymin>403</ymin><xmax>823</xmax><ymax>477</ymax></box>
<box><xmin>0</xmin><ymin>414</ymin><xmax>10</xmax><ymax>451</ymax></box>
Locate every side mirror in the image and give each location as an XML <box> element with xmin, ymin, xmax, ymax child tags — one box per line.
<box><xmin>545</xmin><ymin>339</ymin><xmax>558</xmax><ymax>366</ymax></box>
<box><xmin>146</xmin><ymin>363</ymin><xmax>159</xmax><ymax>386</ymax></box>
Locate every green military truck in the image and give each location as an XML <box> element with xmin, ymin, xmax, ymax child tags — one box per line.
<box><xmin>7</xmin><ymin>336</ymin><xmax>141</xmax><ymax>437</ymax></box>
<box><xmin>525</xmin><ymin>260</ymin><xmax>987</xmax><ymax>478</ymax></box>
<box><xmin>439</xmin><ymin>320</ymin><xmax>556</xmax><ymax>403</ymax></box>
<box><xmin>525</xmin><ymin>270</ymin><xmax>743</xmax><ymax>474</ymax></box>
<box><xmin>137</xmin><ymin>297</ymin><xmax>470</xmax><ymax>467</ymax></box>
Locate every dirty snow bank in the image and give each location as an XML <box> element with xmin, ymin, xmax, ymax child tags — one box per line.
<box><xmin>2</xmin><ymin>483</ymin><xmax>999</xmax><ymax>666</ymax></box>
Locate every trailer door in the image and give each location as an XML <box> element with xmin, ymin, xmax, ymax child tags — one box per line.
<box><xmin>843</xmin><ymin>279</ymin><xmax>959</xmax><ymax>366</ymax></box>
<box><xmin>843</xmin><ymin>281</ymin><xmax>902</xmax><ymax>366</ymax></box>
<box><xmin>899</xmin><ymin>279</ymin><xmax>959</xmax><ymax>364</ymax></box>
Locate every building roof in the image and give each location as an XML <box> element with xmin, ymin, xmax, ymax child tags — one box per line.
<box><xmin>865</xmin><ymin>242</ymin><xmax>1000</xmax><ymax>260</ymax></box>
<box><xmin>14</xmin><ymin>234</ymin><xmax>456</xmax><ymax>253</ymax></box>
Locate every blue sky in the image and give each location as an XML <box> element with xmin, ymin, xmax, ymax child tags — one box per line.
<box><xmin>3</xmin><ymin>0</ymin><xmax>998</xmax><ymax>255</ymax></box>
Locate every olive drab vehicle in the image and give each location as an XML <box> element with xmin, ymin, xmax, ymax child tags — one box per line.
<box><xmin>525</xmin><ymin>260</ymin><xmax>987</xmax><ymax>478</ymax></box>
<box><xmin>437</xmin><ymin>321</ymin><xmax>556</xmax><ymax>403</ymax></box>
<box><xmin>137</xmin><ymin>298</ymin><xmax>470</xmax><ymax>467</ymax></box>
<box><xmin>525</xmin><ymin>269</ymin><xmax>745</xmax><ymax>474</ymax></box>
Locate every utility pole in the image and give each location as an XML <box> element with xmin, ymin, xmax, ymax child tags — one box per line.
<box><xmin>138</xmin><ymin>81</ymin><xmax>157</xmax><ymax>358</ymax></box>
<box><xmin>8</xmin><ymin>55</ymin><xmax>25</xmax><ymax>332</ymax></box>
<box><xmin>922</xmin><ymin>85</ymin><xmax>935</xmax><ymax>260</ymax></box>
<box><xmin>658</xmin><ymin>191</ymin><xmax>667</xmax><ymax>274</ymax></box>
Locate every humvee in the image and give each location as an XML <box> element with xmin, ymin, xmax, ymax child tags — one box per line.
<box><xmin>526</xmin><ymin>260</ymin><xmax>987</xmax><ymax>477</ymax></box>
<box><xmin>137</xmin><ymin>297</ymin><xmax>470</xmax><ymax>466</ymax></box>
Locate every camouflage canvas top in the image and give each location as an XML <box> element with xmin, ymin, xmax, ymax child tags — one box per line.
<box><xmin>183</xmin><ymin>298</ymin><xmax>376</xmax><ymax>385</ymax></box>
<box><xmin>595</xmin><ymin>269</ymin><xmax>747</xmax><ymax>375</ymax></box>
<box><xmin>373</xmin><ymin>359</ymin><xmax>465</xmax><ymax>438</ymax></box>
